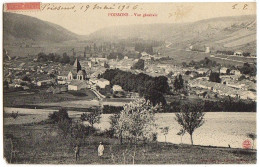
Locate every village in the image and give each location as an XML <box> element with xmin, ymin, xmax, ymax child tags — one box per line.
<box><xmin>3</xmin><ymin>42</ymin><xmax>257</xmax><ymax>107</ymax></box>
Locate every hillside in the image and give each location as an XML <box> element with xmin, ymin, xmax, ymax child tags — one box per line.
<box><xmin>3</xmin><ymin>13</ymin><xmax>256</xmax><ymax>55</ymax></box>
<box><xmin>88</xmin><ymin>15</ymin><xmax>256</xmax><ymax>54</ymax></box>
<box><xmin>3</xmin><ymin>12</ymin><xmax>79</xmax><ymax>45</ymax></box>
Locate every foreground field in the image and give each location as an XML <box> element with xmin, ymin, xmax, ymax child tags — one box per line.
<box><xmin>3</xmin><ymin>88</ymin><xmax>97</xmax><ymax>108</ymax></box>
<box><xmin>4</xmin><ymin>122</ymin><xmax>256</xmax><ymax>164</ymax></box>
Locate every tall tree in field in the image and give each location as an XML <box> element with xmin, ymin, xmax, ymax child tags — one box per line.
<box><xmin>177</xmin><ymin>129</ymin><xmax>186</xmax><ymax>144</ymax></box>
<box><xmin>175</xmin><ymin>103</ymin><xmax>205</xmax><ymax>145</ymax></box>
<box><xmin>112</xmin><ymin>98</ymin><xmax>159</xmax><ymax>144</ymax></box>
<box><xmin>160</xmin><ymin>126</ymin><xmax>169</xmax><ymax>143</ymax></box>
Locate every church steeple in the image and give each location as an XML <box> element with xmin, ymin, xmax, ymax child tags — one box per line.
<box><xmin>73</xmin><ymin>58</ymin><xmax>81</xmax><ymax>72</ymax></box>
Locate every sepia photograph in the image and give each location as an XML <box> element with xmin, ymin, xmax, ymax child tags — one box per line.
<box><xmin>2</xmin><ymin>1</ymin><xmax>257</xmax><ymax>164</ymax></box>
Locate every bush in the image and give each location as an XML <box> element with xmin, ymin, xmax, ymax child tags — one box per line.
<box><xmin>58</xmin><ymin>119</ymin><xmax>72</xmax><ymax>138</ymax></box>
<box><xmin>48</xmin><ymin>108</ymin><xmax>71</xmax><ymax>123</ymax></box>
<box><xmin>103</xmin><ymin>105</ymin><xmax>123</xmax><ymax>114</ymax></box>
<box><xmin>10</xmin><ymin>111</ymin><xmax>19</xmax><ymax>119</ymax></box>
<box><xmin>209</xmin><ymin>72</ymin><xmax>221</xmax><ymax>83</ymax></box>
<box><xmin>94</xmin><ymin>129</ymin><xmax>115</xmax><ymax>138</ymax></box>
<box><xmin>71</xmin><ymin>123</ymin><xmax>94</xmax><ymax>138</ymax></box>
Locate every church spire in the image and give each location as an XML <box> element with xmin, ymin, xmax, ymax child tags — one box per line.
<box><xmin>73</xmin><ymin>58</ymin><xmax>81</xmax><ymax>72</ymax></box>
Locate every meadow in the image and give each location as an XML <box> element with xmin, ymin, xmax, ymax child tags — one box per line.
<box><xmin>3</xmin><ymin>88</ymin><xmax>96</xmax><ymax>108</ymax></box>
<box><xmin>4</xmin><ymin>121</ymin><xmax>256</xmax><ymax>164</ymax></box>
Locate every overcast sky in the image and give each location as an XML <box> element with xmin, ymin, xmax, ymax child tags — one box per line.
<box><xmin>5</xmin><ymin>2</ymin><xmax>256</xmax><ymax>35</ymax></box>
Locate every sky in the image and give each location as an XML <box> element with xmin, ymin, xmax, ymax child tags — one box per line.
<box><xmin>4</xmin><ymin>2</ymin><xmax>256</xmax><ymax>35</ymax></box>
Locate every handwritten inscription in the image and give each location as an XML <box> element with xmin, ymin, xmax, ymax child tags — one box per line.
<box><xmin>42</xmin><ymin>3</ymin><xmax>141</xmax><ymax>12</ymax></box>
<box><xmin>232</xmin><ymin>3</ymin><xmax>251</xmax><ymax>10</ymax></box>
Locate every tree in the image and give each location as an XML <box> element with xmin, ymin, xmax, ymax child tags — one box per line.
<box><xmin>49</xmin><ymin>73</ymin><xmax>55</xmax><ymax>78</ymax></box>
<box><xmin>131</xmin><ymin>59</ymin><xmax>145</xmax><ymax>70</ymax></box>
<box><xmin>48</xmin><ymin>108</ymin><xmax>71</xmax><ymax>123</ymax></box>
<box><xmin>3</xmin><ymin>80</ymin><xmax>9</xmax><ymax>89</ymax></box>
<box><xmin>167</xmin><ymin>71</ymin><xmax>174</xmax><ymax>77</ymax></box>
<box><xmin>112</xmin><ymin>98</ymin><xmax>159</xmax><ymax>144</ymax></box>
<box><xmin>22</xmin><ymin>76</ymin><xmax>31</xmax><ymax>82</ymax></box>
<box><xmin>173</xmin><ymin>75</ymin><xmax>184</xmax><ymax>92</ymax></box>
<box><xmin>109</xmin><ymin>113</ymin><xmax>121</xmax><ymax>142</ymax></box>
<box><xmin>145</xmin><ymin>45</ymin><xmax>153</xmax><ymax>55</ymax></box>
<box><xmin>247</xmin><ymin>133</ymin><xmax>256</xmax><ymax>149</ymax></box>
<box><xmin>209</xmin><ymin>72</ymin><xmax>221</xmax><ymax>83</ymax></box>
<box><xmin>80</xmin><ymin>109</ymin><xmax>101</xmax><ymax>128</ymax></box>
<box><xmin>160</xmin><ymin>126</ymin><xmax>169</xmax><ymax>143</ymax></box>
<box><xmin>71</xmin><ymin>122</ymin><xmax>91</xmax><ymax>140</ymax></box>
<box><xmin>239</xmin><ymin>63</ymin><xmax>256</xmax><ymax>76</ymax></box>
<box><xmin>57</xmin><ymin>119</ymin><xmax>72</xmax><ymax>138</ymax></box>
<box><xmin>226</xmin><ymin>68</ymin><xmax>231</xmax><ymax>75</ymax></box>
<box><xmin>10</xmin><ymin>111</ymin><xmax>19</xmax><ymax>119</ymax></box>
<box><xmin>177</xmin><ymin>129</ymin><xmax>186</xmax><ymax>144</ymax></box>
<box><xmin>175</xmin><ymin>103</ymin><xmax>205</xmax><ymax>145</ymax></box>
<box><xmin>104</xmin><ymin>62</ymin><xmax>110</xmax><ymax>68</ymax></box>
<box><xmin>61</xmin><ymin>52</ymin><xmax>70</xmax><ymax>64</ymax></box>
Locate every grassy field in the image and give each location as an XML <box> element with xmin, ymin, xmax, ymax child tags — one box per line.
<box><xmin>162</xmin><ymin>49</ymin><xmax>210</xmax><ymax>65</ymax></box>
<box><xmin>3</xmin><ymin>121</ymin><xmax>256</xmax><ymax>164</ymax></box>
<box><xmin>3</xmin><ymin>88</ymin><xmax>97</xmax><ymax>108</ymax></box>
<box><xmin>161</xmin><ymin>47</ymin><xmax>256</xmax><ymax>67</ymax></box>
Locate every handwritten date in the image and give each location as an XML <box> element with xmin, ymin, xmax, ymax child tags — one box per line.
<box><xmin>42</xmin><ymin>3</ymin><xmax>140</xmax><ymax>12</ymax></box>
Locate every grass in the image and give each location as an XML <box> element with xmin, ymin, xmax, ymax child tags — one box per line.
<box><xmin>3</xmin><ymin>88</ymin><xmax>96</xmax><ymax>107</ymax></box>
<box><xmin>162</xmin><ymin>47</ymin><xmax>255</xmax><ymax>66</ymax></box>
<box><xmin>3</xmin><ymin>122</ymin><xmax>256</xmax><ymax>164</ymax></box>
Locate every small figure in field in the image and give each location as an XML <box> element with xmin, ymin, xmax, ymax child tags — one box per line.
<box><xmin>74</xmin><ymin>145</ymin><xmax>80</xmax><ymax>161</ymax></box>
<box><xmin>98</xmin><ymin>142</ymin><xmax>104</xmax><ymax>157</ymax></box>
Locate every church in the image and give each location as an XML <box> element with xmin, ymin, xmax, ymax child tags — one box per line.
<box><xmin>67</xmin><ymin>58</ymin><xmax>87</xmax><ymax>81</ymax></box>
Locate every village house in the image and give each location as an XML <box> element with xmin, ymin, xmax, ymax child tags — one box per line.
<box><xmin>205</xmin><ymin>47</ymin><xmax>210</xmax><ymax>53</ymax></box>
<box><xmin>95</xmin><ymin>78</ymin><xmax>110</xmax><ymax>89</ymax></box>
<box><xmin>140</xmin><ymin>52</ymin><xmax>152</xmax><ymax>61</ymax></box>
<box><xmin>68</xmin><ymin>80</ymin><xmax>89</xmax><ymax>91</ymax></box>
<box><xmin>57</xmin><ymin>71</ymin><xmax>68</xmax><ymax>80</ymax></box>
<box><xmin>230</xmin><ymin>70</ymin><xmax>241</xmax><ymax>76</ymax></box>
<box><xmin>220</xmin><ymin>67</ymin><xmax>228</xmax><ymax>74</ymax></box>
<box><xmin>112</xmin><ymin>85</ymin><xmax>123</xmax><ymax>93</ymax></box>
<box><xmin>197</xmin><ymin>68</ymin><xmax>209</xmax><ymax>75</ymax></box>
<box><xmin>36</xmin><ymin>79</ymin><xmax>53</xmax><ymax>87</ymax></box>
<box><xmin>234</xmin><ymin>51</ymin><xmax>243</xmax><ymax>56</ymax></box>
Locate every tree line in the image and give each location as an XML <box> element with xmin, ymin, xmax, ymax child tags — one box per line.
<box><xmin>183</xmin><ymin>57</ymin><xmax>219</xmax><ymax>69</ymax></box>
<box><xmin>238</xmin><ymin>63</ymin><xmax>256</xmax><ymax>76</ymax></box>
<box><xmin>216</xmin><ymin>50</ymin><xmax>251</xmax><ymax>57</ymax></box>
<box><xmin>134</xmin><ymin>43</ymin><xmax>154</xmax><ymax>55</ymax></box>
<box><xmin>98</xmin><ymin>69</ymin><xmax>170</xmax><ymax>105</ymax></box>
<box><xmin>36</xmin><ymin>52</ymin><xmax>76</xmax><ymax>65</ymax></box>
<box><xmin>163</xmin><ymin>98</ymin><xmax>256</xmax><ymax>113</ymax></box>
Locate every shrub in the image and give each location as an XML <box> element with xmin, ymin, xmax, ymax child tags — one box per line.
<box><xmin>80</xmin><ymin>109</ymin><xmax>101</xmax><ymax>128</ymax></box>
<box><xmin>48</xmin><ymin>108</ymin><xmax>71</xmax><ymax>123</ymax></box>
<box><xmin>103</xmin><ymin>105</ymin><xmax>123</xmax><ymax>114</ymax></box>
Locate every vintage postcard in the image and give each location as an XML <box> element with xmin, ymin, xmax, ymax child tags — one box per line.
<box><xmin>2</xmin><ymin>1</ymin><xmax>257</xmax><ymax>164</ymax></box>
